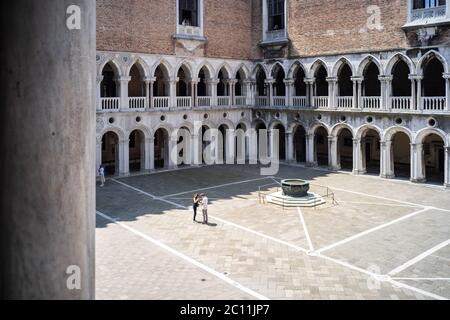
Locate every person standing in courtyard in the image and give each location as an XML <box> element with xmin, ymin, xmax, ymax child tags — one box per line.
<box><xmin>99</xmin><ymin>165</ymin><xmax>106</xmax><ymax>187</ymax></box>
<box><xmin>200</xmin><ymin>193</ymin><xmax>209</xmax><ymax>224</ymax></box>
<box><xmin>192</xmin><ymin>193</ymin><xmax>200</xmax><ymax>222</ymax></box>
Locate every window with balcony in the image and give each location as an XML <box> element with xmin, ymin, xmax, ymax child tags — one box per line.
<box><xmin>268</xmin><ymin>0</ymin><xmax>285</xmax><ymax>31</ymax></box>
<box><xmin>406</xmin><ymin>0</ymin><xmax>449</xmax><ymax>27</ymax></box>
<box><xmin>262</xmin><ymin>0</ymin><xmax>287</xmax><ymax>43</ymax></box>
<box><xmin>176</xmin><ymin>0</ymin><xmax>204</xmax><ymax>38</ymax></box>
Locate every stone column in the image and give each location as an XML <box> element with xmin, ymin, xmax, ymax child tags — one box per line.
<box><xmin>144</xmin><ymin>77</ymin><xmax>155</xmax><ymax>110</ymax></box>
<box><xmin>386</xmin><ymin>77</ymin><xmax>393</xmax><ymax>110</ymax></box>
<box><xmin>225</xmin><ymin>130</ymin><xmax>236</xmax><ymax>164</ymax></box>
<box><xmin>305</xmin><ymin>78</ymin><xmax>315</xmax><ymax>107</ymax></box>
<box><xmin>169</xmin><ymin>77</ymin><xmax>178</xmax><ymax>108</ymax></box>
<box><xmin>411</xmin><ymin>143</ymin><xmax>426</xmax><ymax>183</ymax></box>
<box><xmin>118</xmin><ymin>76</ymin><xmax>131</xmax><ymax>110</ymax></box>
<box><xmin>97</xmin><ymin>76</ymin><xmax>103</xmax><ymax>111</ymax></box>
<box><xmin>328</xmin><ymin>136</ymin><xmax>339</xmax><ymax>170</ymax></box>
<box><xmin>191</xmin><ymin>134</ymin><xmax>202</xmax><ymax>166</ymax></box>
<box><xmin>244</xmin><ymin>80</ymin><xmax>253</xmax><ymax>105</ymax></box>
<box><xmin>380</xmin><ymin>141</ymin><xmax>394</xmax><ymax>179</ymax></box>
<box><xmin>207</xmin><ymin>79</ymin><xmax>219</xmax><ymax>107</ymax></box>
<box><xmin>351</xmin><ymin>76</ymin><xmax>363</xmax><ymax>109</ymax></box>
<box><xmin>266</xmin><ymin>79</ymin><xmax>275</xmax><ymax>107</ymax></box>
<box><xmin>0</xmin><ymin>0</ymin><xmax>95</xmax><ymax>300</ymax></box>
<box><xmin>306</xmin><ymin>133</ymin><xmax>316</xmax><ymax>166</ymax></box>
<box><xmin>284</xmin><ymin>79</ymin><xmax>294</xmax><ymax>107</ymax></box>
<box><xmin>445</xmin><ymin>147</ymin><xmax>450</xmax><ymax>188</ymax></box>
<box><xmin>168</xmin><ymin>135</ymin><xmax>178</xmax><ymax>169</ymax></box>
<box><xmin>144</xmin><ymin>137</ymin><xmax>154</xmax><ymax>171</ymax></box>
<box><xmin>409</xmin><ymin>74</ymin><xmax>417</xmax><ymax>110</ymax></box>
<box><xmin>326</xmin><ymin>77</ymin><xmax>337</xmax><ymax>108</ymax></box>
<box><xmin>248</xmin><ymin>129</ymin><xmax>258</xmax><ymax>164</ymax></box>
<box><xmin>119</xmin><ymin>139</ymin><xmax>130</xmax><ymax>175</ymax></box>
<box><xmin>416</xmin><ymin>76</ymin><xmax>423</xmax><ymax>111</ymax></box>
<box><xmin>190</xmin><ymin>78</ymin><xmax>199</xmax><ymax>108</ymax></box>
<box><xmin>228</xmin><ymin>79</ymin><xmax>237</xmax><ymax>106</ymax></box>
<box><xmin>444</xmin><ymin>73</ymin><xmax>450</xmax><ymax>111</ymax></box>
<box><xmin>378</xmin><ymin>75</ymin><xmax>392</xmax><ymax>110</ymax></box>
<box><xmin>286</xmin><ymin>132</ymin><xmax>294</xmax><ymax>163</ymax></box>
<box><xmin>352</xmin><ymin>138</ymin><xmax>363</xmax><ymax>175</ymax></box>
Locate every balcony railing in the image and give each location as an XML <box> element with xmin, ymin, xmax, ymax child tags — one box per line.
<box><xmin>411</xmin><ymin>5</ymin><xmax>446</xmax><ymax>22</ymax></box>
<box><xmin>422</xmin><ymin>97</ymin><xmax>446</xmax><ymax>111</ymax></box>
<box><xmin>313</xmin><ymin>96</ymin><xmax>328</xmax><ymax>108</ymax></box>
<box><xmin>128</xmin><ymin>97</ymin><xmax>146</xmax><ymax>110</ymax></box>
<box><xmin>337</xmin><ymin>96</ymin><xmax>353</xmax><ymax>109</ymax></box>
<box><xmin>197</xmin><ymin>96</ymin><xmax>212</xmax><ymax>107</ymax></box>
<box><xmin>293</xmin><ymin>96</ymin><xmax>307</xmax><ymax>108</ymax></box>
<box><xmin>176</xmin><ymin>97</ymin><xmax>192</xmax><ymax>108</ymax></box>
<box><xmin>391</xmin><ymin>97</ymin><xmax>411</xmax><ymax>110</ymax></box>
<box><xmin>153</xmin><ymin>97</ymin><xmax>170</xmax><ymax>109</ymax></box>
<box><xmin>362</xmin><ymin>97</ymin><xmax>381</xmax><ymax>109</ymax></box>
<box><xmin>97</xmin><ymin>93</ymin><xmax>448</xmax><ymax>114</ymax></box>
<box><xmin>273</xmin><ymin>96</ymin><xmax>286</xmax><ymax>107</ymax></box>
<box><xmin>235</xmin><ymin>96</ymin><xmax>247</xmax><ymax>106</ymax></box>
<box><xmin>101</xmin><ymin>97</ymin><xmax>120</xmax><ymax>111</ymax></box>
<box><xmin>255</xmin><ymin>97</ymin><xmax>268</xmax><ymax>107</ymax></box>
<box><xmin>217</xmin><ymin>96</ymin><xmax>230</xmax><ymax>107</ymax></box>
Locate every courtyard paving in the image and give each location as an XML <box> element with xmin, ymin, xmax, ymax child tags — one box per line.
<box><xmin>96</xmin><ymin>164</ymin><xmax>450</xmax><ymax>300</ymax></box>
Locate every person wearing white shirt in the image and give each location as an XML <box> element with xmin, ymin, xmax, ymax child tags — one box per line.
<box><xmin>200</xmin><ymin>194</ymin><xmax>208</xmax><ymax>224</ymax></box>
<box><xmin>99</xmin><ymin>165</ymin><xmax>106</xmax><ymax>187</ymax></box>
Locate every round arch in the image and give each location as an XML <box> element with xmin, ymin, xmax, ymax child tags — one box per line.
<box><xmin>383</xmin><ymin>126</ymin><xmax>414</xmax><ymax>142</ymax></box>
<box><xmin>414</xmin><ymin>128</ymin><xmax>448</xmax><ymax>147</ymax></box>
<box><xmin>308</xmin><ymin>122</ymin><xmax>331</xmax><ymax>136</ymax></box>
<box><xmin>355</xmin><ymin>124</ymin><xmax>383</xmax><ymax>140</ymax></box>
<box><xmin>330</xmin><ymin>123</ymin><xmax>355</xmax><ymax>138</ymax></box>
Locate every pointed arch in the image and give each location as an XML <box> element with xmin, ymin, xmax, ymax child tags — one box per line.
<box><xmin>126</xmin><ymin>57</ymin><xmax>150</xmax><ymax>78</ymax></box>
<box><xmin>385</xmin><ymin>53</ymin><xmax>415</xmax><ymax>75</ymax></box>
<box><xmin>416</xmin><ymin>50</ymin><xmax>449</xmax><ymax>76</ymax></box>
<box><xmin>332</xmin><ymin>57</ymin><xmax>356</xmax><ymax>77</ymax></box>
<box><xmin>195</xmin><ymin>61</ymin><xmax>215</xmax><ymax>79</ymax></box>
<box><xmin>357</xmin><ymin>55</ymin><xmax>382</xmax><ymax>77</ymax></box>
<box><xmin>270</xmin><ymin>62</ymin><xmax>287</xmax><ymax>78</ymax></box>
<box><xmin>174</xmin><ymin>60</ymin><xmax>194</xmax><ymax>79</ymax></box>
<box><xmin>309</xmin><ymin>59</ymin><xmax>329</xmax><ymax>78</ymax></box>
<box><xmin>99</xmin><ymin>59</ymin><xmax>122</xmax><ymax>78</ymax></box>
<box><xmin>234</xmin><ymin>63</ymin><xmax>250</xmax><ymax>80</ymax></box>
<box><xmin>151</xmin><ymin>59</ymin><xmax>172</xmax><ymax>78</ymax></box>
<box><xmin>215</xmin><ymin>62</ymin><xmax>233</xmax><ymax>79</ymax></box>
<box><xmin>288</xmin><ymin>60</ymin><xmax>307</xmax><ymax>78</ymax></box>
<box><xmin>252</xmin><ymin>63</ymin><xmax>269</xmax><ymax>79</ymax></box>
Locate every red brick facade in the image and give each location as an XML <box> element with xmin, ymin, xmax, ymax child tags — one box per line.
<box><xmin>287</xmin><ymin>0</ymin><xmax>410</xmax><ymax>57</ymax></box>
<box><xmin>97</xmin><ymin>0</ymin><xmax>447</xmax><ymax>60</ymax></box>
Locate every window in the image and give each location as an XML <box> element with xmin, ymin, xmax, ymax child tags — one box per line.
<box><xmin>268</xmin><ymin>0</ymin><xmax>285</xmax><ymax>31</ymax></box>
<box><xmin>179</xmin><ymin>0</ymin><xmax>198</xmax><ymax>27</ymax></box>
<box><xmin>413</xmin><ymin>0</ymin><xmax>446</xmax><ymax>9</ymax></box>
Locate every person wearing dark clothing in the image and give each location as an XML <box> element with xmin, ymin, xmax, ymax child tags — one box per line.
<box><xmin>192</xmin><ymin>193</ymin><xmax>200</xmax><ymax>222</ymax></box>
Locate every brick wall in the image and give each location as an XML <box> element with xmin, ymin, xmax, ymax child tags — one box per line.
<box><xmin>97</xmin><ymin>0</ymin><xmax>176</xmax><ymax>55</ymax></box>
<box><xmin>97</xmin><ymin>0</ymin><xmax>253</xmax><ymax>60</ymax></box>
<box><xmin>287</xmin><ymin>0</ymin><xmax>409</xmax><ymax>57</ymax></box>
<box><xmin>204</xmin><ymin>0</ymin><xmax>253</xmax><ymax>59</ymax></box>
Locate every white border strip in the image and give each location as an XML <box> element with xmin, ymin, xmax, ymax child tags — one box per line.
<box><xmin>389</xmin><ymin>239</ymin><xmax>450</xmax><ymax>276</ymax></box>
<box><xmin>161</xmin><ymin>176</ymin><xmax>273</xmax><ymax>198</ymax></box>
<box><xmin>298</xmin><ymin>208</ymin><xmax>315</xmax><ymax>252</ymax></box>
<box><xmin>97</xmin><ymin>210</ymin><xmax>269</xmax><ymax>300</ymax></box>
<box><xmin>316</xmin><ymin>207</ymin><xmax>432</xmax><ymax>254</ymax></box>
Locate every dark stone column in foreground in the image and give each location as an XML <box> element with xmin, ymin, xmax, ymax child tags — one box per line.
<box><xmin>0</xmin><ymin>0</ymin><xmax>96</xmax><ymax>299</ymax></box>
